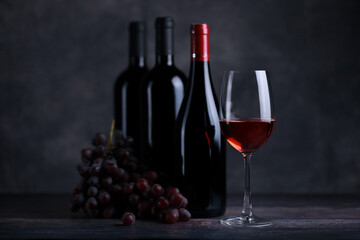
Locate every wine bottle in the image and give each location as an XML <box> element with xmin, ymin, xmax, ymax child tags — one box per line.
<box><xmin>114</xmin><ymin>21</ymin><xmax>147</xmax><ymax>157</ymax></box>
<box><xmin>139</xmin><ymin>17</ymin><xmax>186</xmax><ymax>182</ymax></box>
<box><xmin>175</xmin><ymin>24</ymin><xmax>226</xmax><ymax>217</ymax></box>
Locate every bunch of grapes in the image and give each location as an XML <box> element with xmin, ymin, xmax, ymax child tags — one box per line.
<box><xmin>71</xmin><ymin>124</ymin><xmax>191</xmax><ymax>225</ymax></box>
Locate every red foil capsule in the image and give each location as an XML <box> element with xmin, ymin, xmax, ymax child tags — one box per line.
<box><xmin>190</xmin><ymin>24</ymin><xmax>209</xmax><ymax>61</ymax></box>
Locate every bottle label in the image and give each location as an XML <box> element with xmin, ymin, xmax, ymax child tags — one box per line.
<box><xmin>191</xmin><ymin>24</ymin><xmax>209</xmax><ymax>61</ymax></box>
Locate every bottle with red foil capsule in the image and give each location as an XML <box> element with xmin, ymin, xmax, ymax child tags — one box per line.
<box><xmin>175</xmin><ymin>24</ymin><xmax>226</xmax><ymax>217</ymax></box>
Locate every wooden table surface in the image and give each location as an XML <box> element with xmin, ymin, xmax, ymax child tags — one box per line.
<box><xmin>0</xmin><ymin>194</ymin><xmax>359</xmax><ymax>239</ymax></box>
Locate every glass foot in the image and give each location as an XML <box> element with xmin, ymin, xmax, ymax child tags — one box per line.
<box><xmin>220</xmin><ymin>215</ymin><xmax>272</xmax><ymax>227</ymax></box>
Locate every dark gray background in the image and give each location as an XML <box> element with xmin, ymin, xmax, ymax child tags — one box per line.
<box><xmin>0</xmin><ymin>0</ymin><xmax>359</xmax><ymax>194</ymax></box>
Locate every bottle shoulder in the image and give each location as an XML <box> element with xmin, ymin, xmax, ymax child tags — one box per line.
<box><xmin>178</xmin><ymin>79</ymin><xmax>220</xmax><ymax>124</ymax></box>
<box><xmin>141</xmin><ymin>65</ymin><xmax>187</xmax><ymax>85</ymax></box>
<box><xmin>116</xmin><ymin>66</ymin><xmax>147</xmax><ymax>80</ymax></box>
<box><xmin>180</xmin><ymin>95</ymin><xmax>220</xmax><ymax>118</ymax></box>
<box><xmin>114</xmin><ymin>67</ymin><xmax>147</xmax><ymax>92</ymax></box>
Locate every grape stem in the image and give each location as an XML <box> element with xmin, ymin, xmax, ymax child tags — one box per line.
<box><xmin>106</xmin><ymin>120</ymin><xmax>115</xmax><ymax>153</ymax></box>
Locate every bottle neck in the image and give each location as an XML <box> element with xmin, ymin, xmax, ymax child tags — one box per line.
<box><xmin>129</xmin><ymin>22</ymin><xmax>146</xmax><ymax>67</ymax></box>
<box><xmin>189</xmin><ymin>60</ymin><xmax>211</xmax><ymax>82</ymax></box>
<box><xmin>191</xmin><ymin>32</ymin><xmax>209</xmax><ymax>62</ymax></box>
<box><xmin>129</xmin><ymin>56</ymin><xmax>146</xmax><ymax>68</ymax></box>
<box><xmin>188</xmin><ymin>24</ymin><xmax>214</xmax><ymax>97</ymax></box>
<box><xmin>156</xmin><ymin>24</ymin><xmax>174</xmax><ymax>66</ymax></box>
<box><xmin>189</xmin><ymin>28</ymin><xmax>212</xmax><ymax>87</ymax></box>
<box><xmin>156</xmin><ymin>54</ymin><xmax>174</xmax><ymax>66</ymax></box>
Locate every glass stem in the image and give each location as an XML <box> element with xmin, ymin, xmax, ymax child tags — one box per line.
<box><xmin>242</xmin><ymin>153</ymin><xmax>253</xmax><ymax>218</ymax></box>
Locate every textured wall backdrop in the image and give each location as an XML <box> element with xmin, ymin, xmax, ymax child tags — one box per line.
<box><xmin>0</xmin><ymin>0</ymin><xmax>359</xmax><ymax>194</ymax></box>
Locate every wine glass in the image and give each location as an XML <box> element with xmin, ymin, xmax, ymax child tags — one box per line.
<box><xmin>220</xmin><ymin>70</ymin><xmax>275</xmax><ymax>226</ymax></box>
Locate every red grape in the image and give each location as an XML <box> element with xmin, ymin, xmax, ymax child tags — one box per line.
<box><xmin>151</xmin><ymin>184</ymin><xmax>164</xmax><ymax>197</ymax></box>
<box><xmin>156</xmin><ymin>197</ymin><xmax>169</xmax><ymax>209</ymax></box>
<box><xmin>95</xmin><ymin>145</ymin><xmax>106</xmax><ymax>157</ymax></box>
<box><xmin>138</xmin><ymin>200</ymin><xmax>152</xmax><ymax>214</ymax></box>
<box><xmin>73</xmin><ymin>193</ymin><xmax>85</xmax><ymax>205</ymax></box>
<box><xmin>180</xmin><ymin>196</ymin><xmax>188</xmax><ymax>208</ymax></box>
<box><xmin>178</xmin><ymin>208</ymin><xmax>191</xmax><ymax>222</ymax></box>
<box><xmin>92</xmin><ymin>132</ymin><xmax>107</xmax><ymax>146</ymax></box>
<box><xmin>87</xmin><ymin>176</ymin><xmax>99</xmax><ymax>186</ymax></box>
<box><xmin>89</xmin><ymin>164</ymin><xmax>101</xmax><ymax>176</ymax></box>
<box><xmin>114</xmin><ymin>149</ymin><xmax>129</xmax><ymax>167</ymax></box>
<box><xmin>122</xmin><ymin>212</ymin><xmax>135</xmax><ymax>226</ymax></box>
<box><xmin>93</xmin><ymin>157</ymin><xmax>103</xmax><ymax>165</ymax></box>
<box><xmin>116</xmin><ymin>149</ymin><xmax>130</xmax><ymax>160</ymax></box>
<box><xmin>101</xmin><ymin>176</ymin><xmax>113</xmax><ymax>187</ymax></box>
<box><xmin>81</xmin><ymin>148</ymin><xmax>93</xmax><ymax>160</ymax></box>
<box><xmin>114</xmin><ymin>130</ymin><xmax>124</xmax><ymax>146</ymax></box>
<box><xmin>98</xmin><ymin>190</ymin><xmax>111</xmax><ymax>204</ymax></box>
<box><xmin>136</xmin><ymin>178</ymin><xmax>148</xmax><ymax>192</ymax></box>
<box><xmin>164</xmin><ymin>209</ymin><xmax>179</xmax><ymax>224</ymax></box>
<box><xmin>107</xmin><ymin>164</ymin><xmax>118</xmax><ymax>174</ymax></box>
<box><xmin>123</xmin><ymin>182</ymin><xmax>135</xmax><ymax>195</ymax></box>
<box><xmin>170</xmin><ymin>193</ymin><xmax>184</xmax><ymax>208</ymax></box>
<box><xmin>114</xmin><ymin>168</ymin><xmax>125</xmax><ymax>180</ymax></box>
<box><xmin>86</xmin><ymin>197</ymin><xmax>98</xmax><ymax>209</ymax></box>
<box><xmin>78</xmin><ymin>166</ymin><xmax>90</xmax><ymax>178</ymax></box>
<box><xmin>142</xmin><ymin>171</ymin><xmax>158</xmax><ymax>183</ymax></box>
<box><xmin>104</xmin><ymin>159</ymin><xmax>118</xmax><ymax>174</ymax></box>
<box><xmin>165</xmin><ymin>187</ymin><xmax>179</xmax><ymax>199</ymax></box>
<box><xmin>87</xmin><ymin>186</ymin><xmax>98</xmax><ymax>197</ymax></box>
